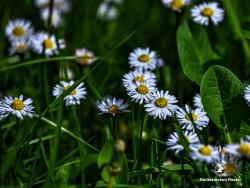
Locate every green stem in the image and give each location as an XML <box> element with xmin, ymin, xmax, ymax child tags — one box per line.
<box><xmin>181</xmin><ymin>157</ymin><xmax>186</xmax><ymax>188</ymax></box>
<box><xmin>72</xmin><ymin>107</ymin><xmax>85</xmax><ymax>184</ymax></box>
<box><xmin>242</xmin><ymin>158</ymin><xmax>246</xmax><ymax>187</ymax></box>
<box><xmin>223</xmin><ymin>128</ymin><xmax>232</xmax><ymax>144</ymax></box>
<box><xmin>109</xmin><ymin>116</ymin><xmax>116</xmax><ymax>140</ymax></box>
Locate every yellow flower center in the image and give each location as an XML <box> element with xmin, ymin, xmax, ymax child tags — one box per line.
<box><xmin>223</xmin><ymin>163</ymin><xmax>237</xmax><ymax>176</ymax></box>
<box><xmin>133</xmin><ymin>75</ymin><xmax>144</xmax><ymax>83</ymax></box>
<box><xmin>185</xmin><ymin>113</ymin><xmax>197</xmax><ymax>121</ymax></box>
<box><xmin>80</xmin><ymin>56</ymin><xmax>92</xmax><ymax>64</ymax></box>
<box><xmin>155</xmin><ymin>97</ymin><xmax>168</xmax><ymax>108</ymax></box>
<box><xmin>64</xmin><ymin>85</ymin><xmax>77</xmax><ymax>95</ymax></box>
<box><xmin>109</xmin><ymin>104</ymin><xmax>119</xmax><ymax>114</ymax></box>
<box><xmin>237</xmin><ymin>143</ymin><xmax>250</xmax><ymax>156</ymax></box>
<box><xmin>11</xmin><ymin>99</ymin><xmax>24</xmax><ymax>111</ymax></box>
<box><xmin>138</xmin><ymin>54</ymin><xmax>150</xmax><ymax>63</ymax></box>
<box><xmin>17</xmin><ymin>44</ymin><xmax>26</xmax><ymax>50</ymax></box>
<box><xmin>12</xmin><ymin>26</ymin><xmax>25</xmax><ymax>37</ymax></box>
<box><xmin>44</xmin><ymin>38</ymin><xmax>54</xmax><ymax>49</ymax></box>
<box><xmin>201</xmin><ymin>7</ymin><xmax>214</xmax><ymax>17</ymax></box>
<box><xmin>199</xmin><ymin>146</ymin><xmax>212</xmax><ymax>156</ymax></box>
<box><xmin>170</xmin><ymin>0</ymin><xmax>184</xmax><ymax>10</ymax></box>
<box><xmin>136</xmin><ymin>85</ymin><xmax>149</xmax><ymax>94</ymax></box>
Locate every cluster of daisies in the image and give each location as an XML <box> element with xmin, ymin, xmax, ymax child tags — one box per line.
<box><xmin>5</xmin><ymin>18</ymin><xmax>65</xmax><ymax>57</ymax></box>
<box><xmin>167</xmin><ymin>130</ymin><xmax>250</xmax><ymax>177</ymax></box>
<box><xmin>97</xmin><ymin>0</ymin><xmax>124</xmax><ymax>21</ymax></box>
<box><xmin>162</xmin><ymin>0</ymin><xmax>224</xmax><ymax>26</ymax></box>
<box><xmin>34</xmin><ymin>0</ymin><xmax>71</xmax><ymax>28</ymax></box>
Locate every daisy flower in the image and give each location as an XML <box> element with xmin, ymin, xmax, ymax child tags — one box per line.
<box><xmin>191</xmin><ymin>2</ymin><xmax>224</xmax><ymax>26</ymax></box>
<box><xmin>193</xmin><ymin>93</ymin><xmax>204</xmax><ymax>109</ymax></box>
<box><xmin>213</xmin><ymin>154</ymin><xmax>242</xmax><ymax>177</ymax></box>
<box><xmin>176</xmin><ymin>104</ymin><xmax>209</xmax><ymax>131</ymax></box>
<box><xmin>128</xmin><ymin>47</ymin><xmax>158</xmax><ymax>71</ymax></box>
<box><xmin>96</xmin><ymin>96</ymin><xmax>129</xmax><ymax>116</ymax></box>
<box><xmin>9</xmin><ymin>38</ymin><xmax>31</xmax><ymax>55</ymax></box>
<box><xmin>5</xmin><ymin>19</ymin><xmax>33</xmax><ymax>41</ymax></box>
<box><xmin>144</xmin><ymin>90</ymin><xmax>178</xmax><ymax>120</ymax></box>
<box><xmin>58</xmin><ymin>38</ymin><xmax>66</xmax><ymax>49</ymax></box>
<box><xmin>75</xmin><ymin>48</ymin><xmax>96</xmax><ymax>65</ymax></box>
<box><xmin>122</xmin><ymin>69</ymin><xmax>157</xmax><ymax>89</ymax></box>
<box><xmin>127</xmin><ymin>82</ymin><xmax>156</xmax><ymax>104</ymax></box>
<box><xmin>52</xmin><ymin>80</ymin><xmax>87</xmax><ymax>106</ymax></box>
<box><xmin>35</xmin><ymin>0</ymin><xmax>71</xmax><ymax>13</ymax></box>
<box><xmin>190</xmin><ymin>144</ymin><xmax>219</xmax><ymax>164</ymax></box>
<box><xmin>166</xmin><ymin>131</ymin><xmax>200</xmax><ymax>154</ymax></box>
<box><xmin>244</xmin><ymin>85</ymin><xmax>250</xmax><ymax>106</ymax></box>
<box><xmin>40</xmin><ymin>8</ymin><xmax>63</xmax><ymax>28</ymax></box>
<box><xmin>0</xmin><ymin>95</ymin><xmax>35</xmax><ymax>119</ymax></box>
<box><xmin>32</xmin><ymin>32</ymin><xmax>58</xmax><ymax>57</ymax></box>
<box><xmin>162</xmin><ymin>0</ymin><xmax>191</xmax><ymax>12</ymax></box>
<box><xmin>97</xmin><ymin>2</ymin><xmax>119</xmax><ymax>21</ymax></box>
<box><xmin>224</xmin><ymin>140</ymin><xmax>250</xmax><ymax>158</ymax></box>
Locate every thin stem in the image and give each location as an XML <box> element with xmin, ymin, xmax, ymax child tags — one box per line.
<box><xmin>181</xmin><ymin>157</ymin><xmax>186</xmax><ymax>188</ymax></box>
<box><xmin>72</xmin><ymin>106</ymin><xmax>85</xmax><ymax>184</ymax></box>
<box><xmin>48</xmin><ymin>0</ymin><xmax>54</xmax><ymax>35</ymax></box>
<box><xmin>242</xmin><ymin>157</ymin><xmax>246</xmax><ymax>187</ymax></box>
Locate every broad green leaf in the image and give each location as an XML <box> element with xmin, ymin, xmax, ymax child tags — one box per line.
<box><xmin>177</xmin><ymin>21</ymin><xmax>220</xmax><ymax>85</ymax></box>
<box><xmin>97</xmin><ymin>140</ymin><xmax>128</xmax><ymax>184</ymax></box>
<box><xmin>200</xmin><ymin>65</ymin><xmax>249</xmax><ymax>130</ymax></box>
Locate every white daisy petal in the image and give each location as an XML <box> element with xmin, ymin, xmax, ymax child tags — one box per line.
<box><xmin>128</xmin><ymin>47</ymin><xmax>158</xmax><ymax>71</ymax></box>
<box><xmin>166</xmin><ymin>131</ymin><xmax>200</xmax><ymax>154</ymax></box>
<box><xmin>162</xmin><ymin>0</ymin><xmax>191</xmax><ymax>12</ymax></box>
<box><xmin>190</xmin><ymin>144</ymin><xmax>219</xmax><ymax>164</ymax></box>
<box><xmin>144</xmin><ymin>90</ymin><xmax>178</xmax><ymax>120</ymax></box>
<box><xmin>176</xmin><ymin>104</ymin><xmax>209</xmax><ymax>131</ymax></box>
<box><xmin>52</xmin><ymin>80</ymin><xmax>87</xmax><ymax>106</ymax></box>
<box><xmin>191</xmin><ymin>2</ymin><xmax>224</xmax><ymax>26</ymax></box>
<box><xmin>5</xmin><ymin>19</ymin><xmax>34</xmax><ymax>41</ymax></box>
<box><xmin>96</xmin><ymin>96</ymin><xmax>129</xmax><ymax>116</ymax></box>
<box><xmin>0</xmin><ymin>95</ymin><xmax>35</xmax><ymax>119</ymax></box>
<box><xmin>75</xmin><ymin>48</ymin><xmax>96</xmax><ymax>65</ymax></box>
<box><xmin>31</xmin><ymin>31</ymin><xmax>58</xmax><ymax>57</ymax></box>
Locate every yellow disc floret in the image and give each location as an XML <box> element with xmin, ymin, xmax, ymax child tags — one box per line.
<box><xmin>171</xmin><ymin>0</ymin><xmax>184</xmax><ymax>10</ymax></box>
<box><xmin>237</xmin><ymin>143</ymin><xmax>250</xmax><ymax>156</ymax></box>
<box><xmin>64</xmin><ymin>85</ymin><xmax>77</xmax><ymax>95</ymax></box>
<box><xmin>133</xmin><ymin>75</ymin><xmax>144</xmax><ymax>83</ymax></box>
<box><xmin>13</xmin><ymin>27</ymin><xmax>25</xmax><ymax>37</ymax></box>
<box><xmin>11</xmin><ymin>99</ymin><xmax>24</xmax><ymax>110</ymax></box>
<box><xmin>223</xmin><ymin>163</ymin><xmax>237</xmax><ymax>176</ymax></box>
<box><xmin>185</xmin><ymin>113</ymin><xmax>198</xmax><ymax>121</ymax></box>
<box><xmin>199</xmin><ymin>146</ymin><xmax>212</xmax><ymax>156</ymax></box>
<box><xmin>155</xmin><ymin>97</ymin><xmax>168</xmax><ymax>108</ymax></box>
<box><xmin>136</xmin><ymin>85</ymin><xmax>149</xmax><ymax>94</ymax></box>
<box><xmin>201</xmin><ymin>7</ymin><xmax>214</xmax><ymax>17</ymax></box>
<box><xmin>44</xmin><ymin>38</ymin><xmax>54</xmax><ymax>49</ymax></box>
<box><xmin>109</xmin><ymin>104</ymin><xmax>119</xmax><ymax>114</ymax></box>
<box><xmin>17</xmin><ymin>44</ymin><xmax>26</xmax><ymax>50</ymax></box>
<box><xmin>138</xmin><ymin>54</ymin><xmax>150</xmax><ymax>63</ymax></box>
